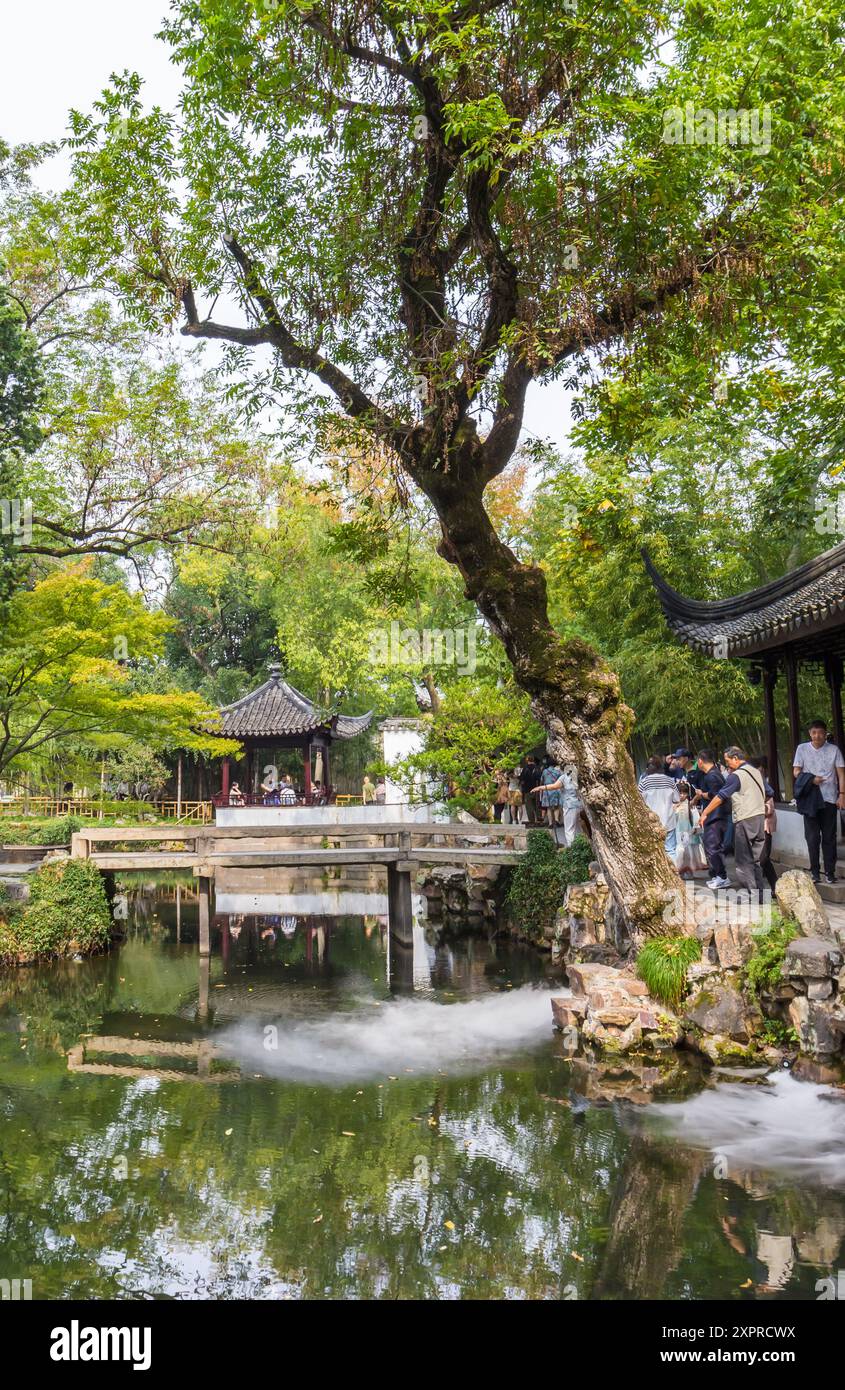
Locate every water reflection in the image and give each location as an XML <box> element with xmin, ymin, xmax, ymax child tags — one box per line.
<box><xmin>0</xmin><ymin>874</ymin><xmax>843</xmax><ymax>1300</ymax></box>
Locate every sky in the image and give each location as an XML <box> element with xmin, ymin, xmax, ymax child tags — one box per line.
<box><xmin>0</xmin><ymin>0</ymin><xmax>572</xmax><ymax>452</ymax></box>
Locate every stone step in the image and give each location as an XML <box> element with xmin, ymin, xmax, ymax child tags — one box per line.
<box><xmin>771</xmin><ymin>861</ymin><xmax>845</xmax><ymax>904</ymax></box>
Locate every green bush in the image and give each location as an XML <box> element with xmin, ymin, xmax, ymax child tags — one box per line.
<box><xmin>636</xmin><ymin>935</ymin><xmax>702</xmax><ymax>1008</ymax></box>
<box><xmin>506</xmin><ymin>830</ymin><xmax>593</xmax><ymax>940</ymax></box>
<box><xmin>0</xmin><ymin>859</ymin><xmax>112</xmax><ymax>965</ymax></box>
<box><xmin>28</xmin><ymin>815</ymin><xmax>83</xmax><ymax>845</ymax></box>
<box><xmin>741</xmin><ymin>909</ymin><xmax>798</xmax><ymax>1000</ymax></box>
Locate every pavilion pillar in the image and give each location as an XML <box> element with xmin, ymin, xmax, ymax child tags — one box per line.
<box><xmin>784</xmin><ymin>648</ymin><xmax>801</xmax><ymax>789</ymax></box>
<box><xmin>825</xmin><ymin>654</ymin><xmax>845</xmax><ymax>754</ymax></box>
<box><xmin>303</xmin><ymin>742</ymin><xmax>312</xmax><ymax>802</ymax></box>
<box><xmin>323</xmin><ymin>742</ymin><xmax>331</xmax><ymax>799</ymax></box>
<box><xmin>221</xmin><ymin>757</ymin><xmax>231</xmax><ymax>804</ymax></box>
<box><xmin>761</xmin><ymin>663</ymin><xmax>781</xmax><ymax>801</ymax></box>
<box><xmin>246</xmin><ymin>745</ymin><xmax>253</xmax><ymax>801</ymax></box>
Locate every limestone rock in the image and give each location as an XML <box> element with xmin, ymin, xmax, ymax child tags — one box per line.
<box><xmin>692</xmin><ymin>1033</ymin><xmax>759</xmax><ymax>1065</ymax></box>
<box><xmin>592</xmin><ymin>1005</ymin><xmax>641</xmax><ymax>1028</ymax></box>
<box><xmin>687</xmin><ymin>960</ymin><xmax>719</xmax><ymax>985</ymax></box>
<box><xmin>583</xmin><ymin>1012</ymin><xmax>643</xmax><ymax>1053</ymax></box>
<box><xmin>566</xmin><ymin>961</ymin><xmax>622</xmax><ymax>996</ymax></box>
<box><xmin>560</xmin><ymin>879</ymin><xmax>631</xmax><ymax>966</ymax></box>
<box><xmin>788</xmin><ymin>996</ymin><xmax>841</xmax><ymax>1057</ymax></box>
<box><xmin>713</xmin><ymin>920</ymin><xmax>754</xmax><ymax>971</ymax></box>
<box><xmin>783</xmin><ymin>937</ymin><xmax>843</xmax><ymax>981</ymax></box>
<box><xmin>551</xmin><ymin>995</ymin><xmax>588</xmax><ymax>1031</ymax></box>
<box><xmin>775</xmin><ymin>871</ymin><xmax>831</xmax><ymax>940</ymax></box>
<box><xmin>684</xmin><ymin>983</ymin><xmax>761</xmax><ymax>1043</ymax></box>
<box><xmin>808</xmin><ymin>980</ymin><xmax>834</xmax><ymax>1001</ymax></box>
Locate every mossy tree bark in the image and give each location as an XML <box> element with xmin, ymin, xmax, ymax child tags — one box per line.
<box><xmin>405</xmin><ymin>447</ymin><xmax>681</xmax><ymax>936</ymax></box>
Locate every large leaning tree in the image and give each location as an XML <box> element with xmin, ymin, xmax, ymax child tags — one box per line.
<box><xmin>64</xmin><ymin>0</ymin><xmax>844</xmax><ymax>932</ymax></box>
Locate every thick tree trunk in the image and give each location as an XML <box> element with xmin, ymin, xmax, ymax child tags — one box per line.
<box><xmin>417</xmin><ymin>461</ymin><xmax>681</xmax><ymax>936</ymax></box>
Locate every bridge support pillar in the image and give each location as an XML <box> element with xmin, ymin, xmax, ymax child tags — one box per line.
<box><xmin>198</xmin><ymin>876</ymin><xmax>211</xmax><ymax>956</ymax></box>
<box><xmin>387</xmin><ymin>863</ymin><xmax>413</xmax><ymax>946</ymax></box>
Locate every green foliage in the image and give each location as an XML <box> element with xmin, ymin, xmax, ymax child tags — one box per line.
<box><xmin>405</xmin><ymin>676</ymin><xmax>543</xmax><ymax>815</ymax></box>
<box><xmin>741</xmin><ymin>910</ymin><xmax>798</xmax><ymax>1000</ymax></box>
<box><xmin>759</xmin><ymin>1018</ymin><xmax>799</xmax><ymax>1049</ymax></box>
<box><xmin>28</xmin><ymin>815</ymin><xmax>83</xmax><ymax>846</ymax></box>
<box><xmin>0</xmin><ymin>566</ymin><xmax>238</xmax><ymax>781</ymax></box>
<box><xmin>0</xmin><ymin>859</ymin><xmax>111</xmax><ymax>965</ymax></box>
<box><xmin>506</xmin><ymin>830</ymin><xmax>592</xmax><ymax>941</ymax></box>
<box><xmin>636</xmin><ymin>936</ymin><xmax>702</xmax><ymax>1009</ymax></box>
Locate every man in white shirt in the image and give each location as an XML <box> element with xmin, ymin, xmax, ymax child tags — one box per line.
<box><xmin>793</xmin><ymin>720</ymin><xmax>845</xmax><ymax>884</ymax></box>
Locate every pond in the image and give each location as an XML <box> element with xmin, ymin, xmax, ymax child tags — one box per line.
<box><xmin>1</xmin><ymin>874</ymin><xmax>844</xmax><ymax>1300</ymax></box>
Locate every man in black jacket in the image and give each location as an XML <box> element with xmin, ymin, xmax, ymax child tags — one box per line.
<box><xmin>519</xmin><ymin>756</ymin><xmax>542</xmax><ymax>823</ymax></box>
<box><xmin>692</xmin><ymin>749</ymin><xmax>730</xmax><ymax>889</ymax></box>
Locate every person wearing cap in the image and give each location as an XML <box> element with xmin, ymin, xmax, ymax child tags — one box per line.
<box><xmin>669</xmin><ymin>748</ymin><xmax>696</xmax><ymax>782</ymax></box>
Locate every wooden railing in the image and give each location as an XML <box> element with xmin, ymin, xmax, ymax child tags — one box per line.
<box><xmin>71</xmin><ymin>819</ymin><xmax>548</xmax><ymax>858</ymax></box>
<box><xmin>0</xmin><ymin>797</ymin><xmax>213</xmax><ymax>823</ymax></box>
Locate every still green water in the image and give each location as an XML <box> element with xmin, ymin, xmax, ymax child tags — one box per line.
<box><xmin>1</xmin><ymin>878</ymin><xmax>844</xmax><ymax>1300</ymax></box>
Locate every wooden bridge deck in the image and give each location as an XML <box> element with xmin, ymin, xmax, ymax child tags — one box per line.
<box><xmin>72</xmin><ymin>820</ymin><xmax>539</xmax><ymax>875</ymax></box>
<box><xmin>71</xmin><ymin>820</ymin><xmax>546</xmax><ymax>954</ymax></box>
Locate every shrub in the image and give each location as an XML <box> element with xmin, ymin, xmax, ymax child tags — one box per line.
<box><xmin>0</xmin><ymin>859</ymin><xmax>111</xmax><ymax>965</ymax></box>
<box><xmin>741</xmin><ymin>909</ymin><xmax>798</xmax><ymax>1000</ymax></box>
<box><xmin>506</xmin><ymin>830</ymin><xmax>593</xmax><ymax>940</ymax></box>
<box><xmin>636</xmin><ymin>935</ymin><xmax>702</xmax><ymax>1008</ymax></box>
<box><xmin>28</xmin><ymin>815</ymin><xmax>83</xmax><ymax>845</ymax></box>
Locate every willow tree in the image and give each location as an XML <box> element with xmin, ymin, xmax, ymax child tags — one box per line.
<box><xmin>65</xmin><ymin>0</ymin><xmax>844</xmax><ymax>931</ymax></box>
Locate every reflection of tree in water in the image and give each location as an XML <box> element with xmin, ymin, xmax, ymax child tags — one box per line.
<box><xmin>592</xmin><ymin>1138</ymin><xmax>709</xmax><ymax>1299</ymax></box>
<box><xmin>590</xmin><ymin>1103</ymin><xmax>845</xmax><ymax>1300</ymax></box>
<box><xmin>3</xmin><ymin>904</ymin><xmax>845</xmax><ymax>1299</ymax></box>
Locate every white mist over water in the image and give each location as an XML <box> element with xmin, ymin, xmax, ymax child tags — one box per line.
<box><xmin>217</xmin><ymin>987</ymin><xmax>556</xmax><ymax>1084</ymax></box>
<box><xmin>649</xmin><ymin>1073</ymin><xmax>845</xmax><ymax>1187</ymax></box>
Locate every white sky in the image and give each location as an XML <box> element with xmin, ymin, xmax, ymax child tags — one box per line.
<box><xmin>0</xmin><ymin>0</ymin><xmax>572</xmax><ymax>453</ymax></box>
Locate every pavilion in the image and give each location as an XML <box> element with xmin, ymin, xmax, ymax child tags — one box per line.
<box><xmin>213</xmin><ymin>663</ymin><xmax>372</xmax><ymax>806</ymax></box>
<box><xmin>644</xmin><ymin>540</ymin><xmax>845</xmax><ymax>800</ymax></box>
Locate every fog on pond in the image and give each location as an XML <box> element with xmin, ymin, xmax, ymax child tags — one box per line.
<box><xmin>1</xmin><ymin>872</ymin><xmax>844</xmax><ymax>1301</ymax></box>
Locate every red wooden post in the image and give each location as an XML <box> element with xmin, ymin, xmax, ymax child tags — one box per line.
<box><xmin>221</xmin><ymin>757</ymin><xmax>231</xmax><ymax>804</ymax></box>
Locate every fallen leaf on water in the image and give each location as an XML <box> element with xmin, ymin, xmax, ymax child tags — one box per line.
<box><xmin>444</xmin><ymin>1220</ymin><xmax>455</xmax><ymax>1231</ymax></box>
<box><xmin>313</xmin><ymin>1214</ymin><xmax>323</xmax><ymax>1224</ymax></box>
<box><xmin>571</xmin><ymin>1252</ymin><xmax>583</xmax><ymax>1262</ymax></box>
<box><xmin>224</xmin><ymin>1128</ymin><xmax>233</xmax><ymax>1136</ymax></box>
<box><xmin>341</xmin><ymin>1131</ymin><xmax>355</xmax><ymax>1137</ymax></box>
<box><xmin>388</xmin><ymin>1075</ymin><xmax>398</xmax><ymax>1081</ymax></box>
<box><xmin>740</xmin><ymin>1278</ymin><xmax>753</xmax><ymax>1288</ymax></box>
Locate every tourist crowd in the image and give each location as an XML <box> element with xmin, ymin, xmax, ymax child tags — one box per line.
<box><xmin>637</xmin><ymin>720</ymin><xmax>845</xmax><ymax>898</ymax></box>
<box><xmin>491</xmin><ymin>755</ymin><xmax>585</xmax><ymax>847</ymax></box>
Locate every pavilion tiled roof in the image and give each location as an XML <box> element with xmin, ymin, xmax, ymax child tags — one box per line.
<box><xmin>217</xmin><ymin>664</ymin><xmax>372</xmax><ymax>739</ymax></box>
<box><xmin>643</xmin><ymin>541</ymin><xmax>845</xmax><ymax>659</ymax></box>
